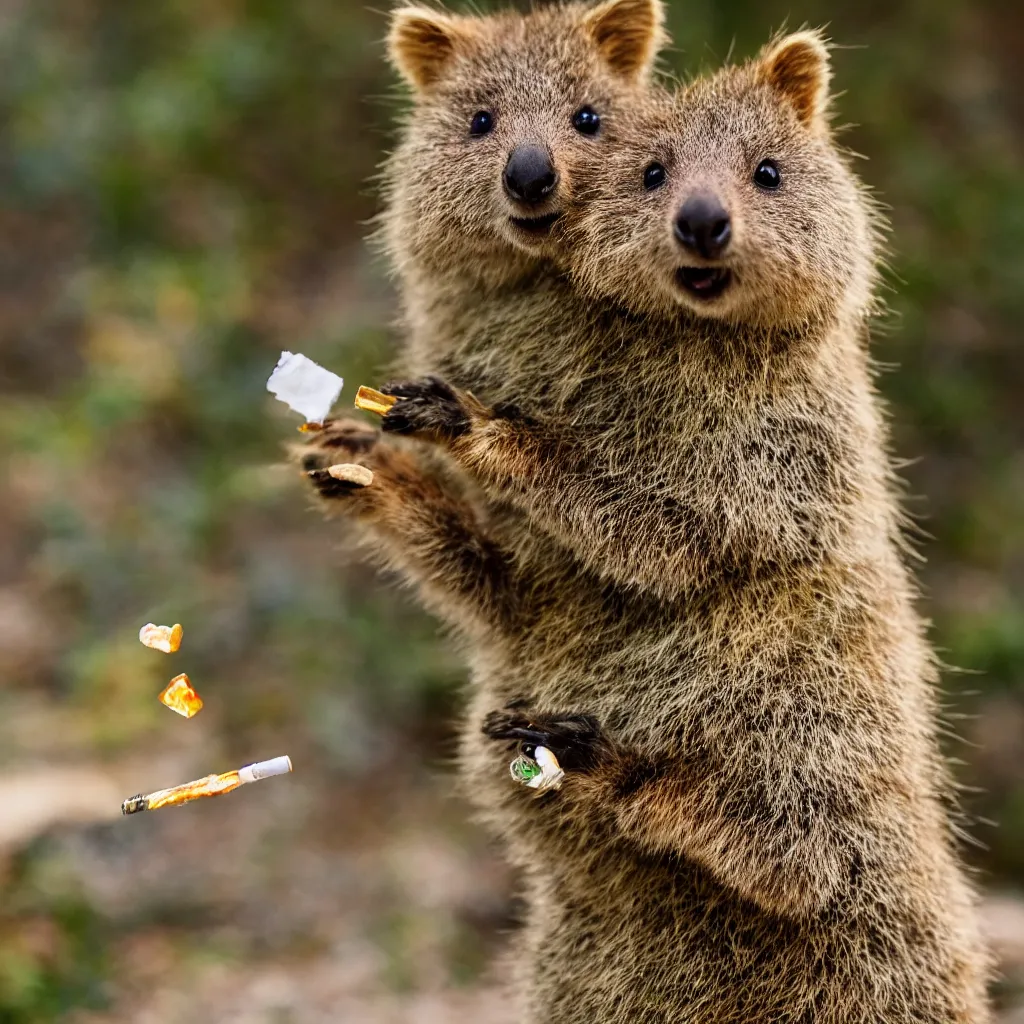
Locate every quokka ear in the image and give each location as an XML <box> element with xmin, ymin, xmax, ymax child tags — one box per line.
<box><xmin>387</xmin><ymin>6</ymin><xmax>472</xmax><ymax>92</ymax></box>
<box><xmin>759</xmin><ymin>30</ymin><xmax>832</xmax><ymax>132</ymax></box>
<box><xmin>582</xmin><ymin>0</ymin><xmax>669</xmax><ymax>82</ymax></box>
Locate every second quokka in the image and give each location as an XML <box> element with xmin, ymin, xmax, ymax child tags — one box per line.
<box><xmin>305</xmin><ymin>32</ymin><xmax>993</xmax><ymax>1024</ymax></box>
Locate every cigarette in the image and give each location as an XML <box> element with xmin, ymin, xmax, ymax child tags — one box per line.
<box><xmin>354</xmin><ymin>386</ymin><xmax>397</xmax><ymax>418</ymax></box>
<box><xmin>327</xmin><ymin>463</ymin><xmax>374</xmax><ymax>487</ymax></box>
<box><xmin>139</xmin><ymin>623</ymin><xmax>183</xmax><ymax>654</ymax></box>
<box><xmin>158</xmin><ymin>673</ymin><xmax>204</xmax><ymax>718</ymax></box>
<box><xmin>121</xmin><ymin>756</ymin><xmax>293</xmax><ymax>815</ymax></box>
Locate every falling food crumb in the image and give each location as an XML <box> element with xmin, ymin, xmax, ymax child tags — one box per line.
<box><xmin>354</xmin><ymin>385</ymin><xmax>398</xmax><ymax>418</ymax></box>
<box><xmin>158</xmin><ymin>673</ymin><xmax>204</xmax><ymax>718</ymax></box>
<box><xmin>121</xmin><ymin>756</ymin><xmax>293</xmax><ymax>815</ymax></box>
<box><xmin>139</xmin><ymin>623</ymin><xmax>183</xmax><ymax>654</ymax></box>
<box><xmin>328</xmin><ymin>463</ymin><xmax>374</xmax><ymax>487</ymax></box>
<box><xmin>267</xmin><ymin>351</ymin><xmax>344</xmax><ymax>425</ymax></box>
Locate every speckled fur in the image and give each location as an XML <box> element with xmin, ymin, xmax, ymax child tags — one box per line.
<box><xmin>297</xmin><ymin>21</ymin><xmax>993</xmax><ymax>1024</ymax></box>
<box><xmin>379</xmin><ymin>0</ymin><xmax>667</xmax><ymax>368</ymax></box>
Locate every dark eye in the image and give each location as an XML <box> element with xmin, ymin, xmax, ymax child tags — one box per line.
<box><xmin>572</xmin><ymin>106</ymin><xmax>601</xmax><ymax>136</ymax></box>
<box><xmin>754</xmin><ymin>159</ymin><xmax>781</xmax><ymax>189</ymax></box>
<box><xmin>470</xmin><ymin>111</ymin><xmax>494</xmax><ymax>137</ymax></box>
<box><xmin>643</xmin><ymin>162</ymin><xmax>667</xmax><ymax>191</ymax></box>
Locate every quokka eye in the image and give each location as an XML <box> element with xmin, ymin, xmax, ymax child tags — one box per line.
<box><xmin>643</xmin><ymin>162</ymin><xmax>667</xmax><ymax>191</ymax></box>
<box><xmin>572</xmin><ymin>106</ymin><xmax>601</xmax><ymax>136</ymax></box>
<box><xmin>470</xmin><ymin>111</ymin><xmax>494</xmax><ymax>137</ymax></box>
<box><xmin>754</xmin><ymin>159</ymin><xmax>782</xmax><ymax>189</ymax></box>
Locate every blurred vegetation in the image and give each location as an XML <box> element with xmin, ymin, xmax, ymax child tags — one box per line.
<box><xmin>1</xmin><ymin>0</ymin><xmax>1022</xmax><ymax>1019</ymax></box>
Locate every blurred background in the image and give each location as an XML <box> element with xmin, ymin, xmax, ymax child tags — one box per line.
<box><xmin>1</xmin><ymin>0</ymin><xmax>1022</xmax><ymax>1020</ymax></box>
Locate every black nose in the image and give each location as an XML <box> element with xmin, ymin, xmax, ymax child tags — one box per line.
<box><xmin>503</xmin><ymin>144</ymin><xmax>558</xmax><ymax>205</ymax></box>
<box><xmin>674</xmin><ymin>194</ymin><xmax>732</xmax><ymax>259</ymax></box>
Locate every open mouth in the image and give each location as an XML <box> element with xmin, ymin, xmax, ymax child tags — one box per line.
<box><xmin>676</xmin><ymin>266</ymin><xmax>733</xmax><ymax>300</ymax></box>
<box><xmin>509</xmin><ymin>211</ymin><xmax>561</xmax><ymax>236</ymax></box>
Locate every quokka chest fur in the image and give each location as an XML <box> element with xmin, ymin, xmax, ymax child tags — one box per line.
<box><xmin>297</xmin><ymin>10</ymin><xmax>993</xmax><ymax>1022</ymax></box>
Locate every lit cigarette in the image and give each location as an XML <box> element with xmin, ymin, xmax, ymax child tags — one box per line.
<box><xmin>354</xmin><ymin>386</ymin><xmax>397</xmax><ymax>418</ymax></box>
<box><xmin>139</xmin><ymin>623</ymin><xmax>183</xmax><ymax>654</ymax></box>
<box><xmin>121</xmin><ymin>756</ymin><xmax>293</xmax><ymax>815</ymax></box>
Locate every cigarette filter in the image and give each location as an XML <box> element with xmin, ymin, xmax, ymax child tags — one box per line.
<box><xmin>121</xmin><ymin>756</ymin><xmax>293</xmax><ymax>815</ymax></box>
<box><xmin>354</xmin><ymin>386</ymin><xmax>398</xmax><ymax>418</ymax></box>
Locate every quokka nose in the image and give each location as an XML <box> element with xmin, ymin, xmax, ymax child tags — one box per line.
<box><xmin>503</xmin><ymin>144</ymin><xmax>558</xmax><ymax>205</ymax></box>
<box><xmin>674</xmin><ymin>194</ymin><xmax>732</xmax><ymax>259</ymax></box>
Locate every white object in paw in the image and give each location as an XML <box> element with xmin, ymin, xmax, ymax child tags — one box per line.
<box><xmin>527</xmin><ymin>746</ymin><xmax>566</xmax><ymax>791</ymax></box>
<box><xmin>267</xmin><ymin>351</ymin><xmax>344</xmax><ymax>424</ymax></box>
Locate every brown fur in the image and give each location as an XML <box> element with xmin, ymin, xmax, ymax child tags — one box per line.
<box><xmin>296</xmin><ymin>21</ymin><xmax>993</xmax><ymax>1024</ymax></box>
<box><xmin>379</xmin><ymin>0</ymin><xmax>667</xmax><ymax>326</ymax></box>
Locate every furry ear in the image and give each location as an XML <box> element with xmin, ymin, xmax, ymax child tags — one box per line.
<box><xmin>759</xmin><ymin>30</ymin><xmax>832</xmax><ymax>131</ymax></box>
<box><xmin>387</xmin><ymin>7</ymin><xmax>470</xmax><ymax>92</ymax></box>
<box><xmin>582</xmin><ymin>0</ymin><xmax>668</xmax><ymax>82</ymax></box>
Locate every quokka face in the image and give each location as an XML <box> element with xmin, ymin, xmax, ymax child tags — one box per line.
<box><xmin>384</xmin><ymin>0</ymin><xmax>667</xmax><ymax>277</ymax></box>
<box><xmin>570</xmin><ymin>32</ymin><xmax>881</xmax><ymax>328</ymax></box>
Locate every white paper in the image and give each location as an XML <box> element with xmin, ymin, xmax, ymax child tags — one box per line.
<box><xmin>267</xmin><ymin>351</ymin><xmax>343</xmax><ymax>424</ymax></box>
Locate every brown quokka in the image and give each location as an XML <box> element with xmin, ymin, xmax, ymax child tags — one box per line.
<box><xmin>379</xmin><ymin>0</ymin><xmax>668</xmax><ymax>375</ymax></box>
<box><xmin>299</xmin><ymin>24</ymin><xmax>993</xmax><ymax>1024</ymax></box>
<box><xmin>301</xmin><ymin>0</ymin><xmax>669</xmax><ymax>620</ymax></box>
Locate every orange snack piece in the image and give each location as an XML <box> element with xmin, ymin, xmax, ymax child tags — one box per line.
<box><xmin>158</xmin><ymin>673</ymin><xmax>204</xmax><ymax>718</ymax></box>
<box><xmin>354</xmin><ymin>386</ymin><xmax>398</xmax><ymax>417</ymax></box>
<box><xmin>139</xmin><ymin>622</ymin><xmax>183</xmax><ymax>653</ymax></box>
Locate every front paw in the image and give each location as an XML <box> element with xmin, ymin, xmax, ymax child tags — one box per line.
<box><xmin>296</xmin><ymin>418</ymin><xmax>380</xmax><ymax>501</ymax></box>
<box><xmin>482</xmin><ymin>710</ymin><xmax>605</xmax><ymax>773</ymax></box>
<box><xmin>306</xmin><ymin>465</ymin><xmax>373</xmax><ymax>499</ymax></box>
<box><xmin>379</xmin><ymin>376</ymin><xmax>487</xmax><ymax>444</ymax></box>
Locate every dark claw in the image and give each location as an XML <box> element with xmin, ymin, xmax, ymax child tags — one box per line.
<box><xmin>379</xmin><ymin>376</ymin><xmax>471</xmax><ymax>440</ymax></box>
<box><xmin>483</xmin><ymin>711</ymin><xmax>605</xmax><ymax>773</ymax></box>
<box><xmin>494</xmin><ymin>727</ymin><xmax>557</xmax><ymax>748</ymax></box>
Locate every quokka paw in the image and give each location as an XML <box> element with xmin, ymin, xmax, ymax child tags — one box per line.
<box><xmin>296</xmin><ymin>418</ymin><xmax>380</xmax><ymax>501</ymax></box>
<box><xmin>306</xmin><ymin>418</ymin><xmax>380</xmax><ymax>455</ymax></box>
<box><xmin>306</xmin><ymin>465</ymin><xmax>373</xmax><ymax>500</ymax></box>
<box><xmin>482</xmin><ymin>710</ymin><xmax>606</xmax><ymax>774</ymax></box>
<box><xmin>379</xmin><ymin>376</ymin><xmax>485</xmax><ymax>443</ymax></box>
